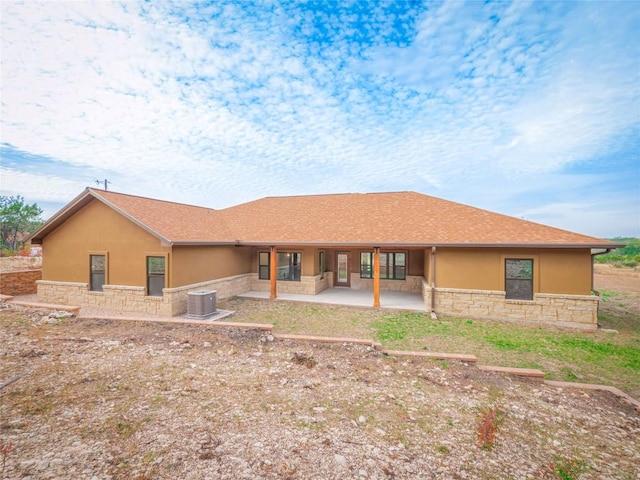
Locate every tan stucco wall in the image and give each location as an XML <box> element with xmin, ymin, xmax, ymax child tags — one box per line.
<box><xmin>434</xmin><ymin>247</ymin><xmax>592</xmax><ymax>295</ymax></box>
<box><xmin>41</xmin><ymin>199</ymin><xmax>169</xmax><ymax>288</ymax></box>
<box><xmin>172</xmin><ymin>245</ymin><xmax>252</xmax><ymax>287</ymax></box>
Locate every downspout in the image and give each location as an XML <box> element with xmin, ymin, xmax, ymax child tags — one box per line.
<box><xmin>591</xmin><ymin>248</ymin><xmax>611</xmax><ymax>293</ymax></box>
<box><xmin>430</xmin><ymin>247</ymin><xmax>437</xmax><ymax>320</ymax></box>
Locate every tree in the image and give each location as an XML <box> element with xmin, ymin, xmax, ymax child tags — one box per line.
<box><xmin>0</xmin><ymin>196</ymin><xmax>43</xmax><ymax>251</ymax></box>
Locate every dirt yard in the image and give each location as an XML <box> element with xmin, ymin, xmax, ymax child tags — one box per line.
<box><xmin>0</xmin><ymin>265</ymin><xmax>638</xmax><ymax>479</ymax></box>
<box><xmin>594</xmin><ymin>263</ymin><xmax>640</xmax><ymax>316</ymax></box>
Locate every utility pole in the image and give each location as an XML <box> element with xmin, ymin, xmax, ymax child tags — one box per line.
<box><xmin>95</xmin><ymin>179</ymin><xmax>111</xmax><ymax>191</ymax></box>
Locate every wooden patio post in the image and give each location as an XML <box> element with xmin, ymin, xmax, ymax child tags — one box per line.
<box><xmin>270</xmin><ymin>246</ymin><xmax>277</xmax><ymax>300</ymax></box>
<box><xmin>373</xmin><ymin>247</ymin><xmax>380</xmax><ymax>307</ymax></box>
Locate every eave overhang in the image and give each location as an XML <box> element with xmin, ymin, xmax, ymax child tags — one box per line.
<box><xmin>170</xmin><ymin>240</ymin><xmax>625</xmax><ymax>249</ymax></box>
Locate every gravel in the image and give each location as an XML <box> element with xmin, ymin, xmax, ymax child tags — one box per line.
<box><xmin>1</xmin><ymin>304</ymin><xmax>638</xmax><ymax>480</ymax></box>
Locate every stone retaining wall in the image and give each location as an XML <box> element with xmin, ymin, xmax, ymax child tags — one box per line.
<box><xmin>1</xmin><ymin>269</ymin><xmax>42</xmax><ymax>295</ymax></box>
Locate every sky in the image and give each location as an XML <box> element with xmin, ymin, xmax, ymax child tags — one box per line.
<box><xmin>1</xmin><ymin>0</ymin><xmax>639</xmax><ymax>239</ymax></box>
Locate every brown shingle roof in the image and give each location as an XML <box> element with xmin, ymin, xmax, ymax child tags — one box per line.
<box><xmin>94</xmin><ymin>189</ymin><xmax>235</xmax><ymax>243</ymax></box>
<box><xmin>30</xmin><ymin>188</ymin><xmax>619</xmax><ymax>248</ymax></box>
<box><xmin>219</xmin><ymin>191</ymin><xmax>613</xmax><ymax>246</ymax></box>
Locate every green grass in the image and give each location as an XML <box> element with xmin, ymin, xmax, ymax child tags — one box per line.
<box><xmin>221</xmin><ymin>295</ymin><xmax>640</xmax><ymax>398</ymax></box>
<box><xmin>371</xmin><ymin>311</ymin><xmax>639</xmax><ymax>395</ymax></box>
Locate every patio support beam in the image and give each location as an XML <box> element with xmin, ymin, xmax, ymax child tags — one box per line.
<box><xmin>270</xmin><ymin>246</ymin><xmax>277</xmax><ymax>300</ymax></box>
<box><xmin>373</xmin><ymin>247</ymin><xmax>380</xmax><ymax>307</ymax></box>
<box><xmin>430</xmin><ymin>246</ymin><xmax>436</xmax><ymax>313</ymax></box>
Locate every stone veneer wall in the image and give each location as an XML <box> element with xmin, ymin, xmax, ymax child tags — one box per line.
<box><xmin>350</xmin><ymin>274</ymin><xmax>422</xmax><ymax>293</ymax></box>
<box><xmin>250</xmin><ymin>274</ymin><xmax>328</xmax><ymax>295</ymax></box>
<box><xmin>1</xmin><ymin>269</ymin><xmax>42</xmax><ymax>296</ymax></box>
<box><xmin>164</xmin><ymin>274</ymin><xmax>252</xmax><ymax>316</ymax></box>
<box><xmin>37</xmin><ymin>273</ymin><xmax>253</xmax><ymax>317</ymax></box>
<box><xmin>429</xmin><ymin>286</ymin><xmax>599</xmax><ymax>330</ymax></box>
<box><xmin>421</xmin><ymin>278</ymin><xmax>432</xmax><ymax>310</ymax></box>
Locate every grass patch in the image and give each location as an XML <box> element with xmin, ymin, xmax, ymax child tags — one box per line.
<box><xmin>549</xmin><ymin>455</ymin><xmax>589</xmax><ymax>480</ymax></box>
<box><xmin>373</xmin><ymin>312</ymin><xmax>431</xmax><ymax>342</ymax></box>
<box><xmin>221</xmin><ymin>297</ymin><xmax>640</xmax><ymax>398</ymax></box>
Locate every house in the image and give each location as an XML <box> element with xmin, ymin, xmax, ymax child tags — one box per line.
<box><xmin>28</xmin><ymin>188</ymin><xmax>622</xmax><ymax>329</ymax></box>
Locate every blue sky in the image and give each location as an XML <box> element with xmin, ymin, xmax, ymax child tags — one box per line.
<box><xmin>1</xmin><ymin>0</ymin><xmax>638</xmax><ymax>238</ymax></box>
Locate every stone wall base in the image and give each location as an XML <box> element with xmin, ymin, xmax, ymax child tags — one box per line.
<box><xmin>250</xmin><ymin>274</ymin><xmax>328</xmax><ymax>295</ymax></box>
<box><xmin>37</xmin><ymin>277</ymin><xmax>599</xmax><ymax>329</ymax></box>
<box><xmin>429</xmin><ymin>287</ymin><xmax>599</xmax><ymax>330</ymax></box>
<box><xmin>164</xmin><ymin>274</ymin><xmax>252</xmax><ymax>316</ymax></box>
<box><xmin>1</xmin><ymin>269</ymin><xmax>42</xmax><ymax>295</ymax></box>
<box><xmin>350</xmin><ymin>274</ymin><xmax>422</xmax><ymax>293</ymax></box>
<box><xmin>37</xmin><ymin>274</ymin><xmax>253</xmax><ymax>317</ymax></box>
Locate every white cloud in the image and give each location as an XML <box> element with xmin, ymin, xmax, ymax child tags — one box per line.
<box><xmin>0</xmin><ymin>0</ymin><xmax>638</xmax><ymax>236</ymax></box>
<box><xmin>0</xmin><ymin>167</ymin><xmax>88</xmax><ymax>204</ymax></box>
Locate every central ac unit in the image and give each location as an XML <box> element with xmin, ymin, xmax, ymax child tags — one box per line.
<box><xmin>187</xmin><ymin>290</ymin><xmax>217</xmax><ymax>319</ymax></box>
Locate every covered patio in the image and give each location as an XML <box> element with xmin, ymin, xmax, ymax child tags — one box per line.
<box><xmin>239</xmin><ymin>288</ymin><xmax>427</xmax><ymax>312</ymax></box>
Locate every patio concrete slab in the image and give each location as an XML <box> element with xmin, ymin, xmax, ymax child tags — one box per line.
<box><xmin>238</xmin><ymin>288</ymin><xmax>427</xmax><ymax>312</ymax></box>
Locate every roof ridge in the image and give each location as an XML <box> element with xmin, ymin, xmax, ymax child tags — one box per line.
<box><xmin>261</xmin><ymin>191</ymin><xmax>417</xmax><ymax>200</ymax></box>
<box><xmin>89</xmin><ymin>188</ymin><xmax>217</xmax><ymax>212</ymax></box>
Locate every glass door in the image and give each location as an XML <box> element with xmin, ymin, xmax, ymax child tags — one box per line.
<box><xmin>336</xmin><ymin>253</ymin><xmax>350</xmax><ymax>287</ymax></box>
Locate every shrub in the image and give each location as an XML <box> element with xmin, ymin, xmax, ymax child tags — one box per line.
<box><xmin>476</xmin><ymin>405</ymin><xmax>502</xmax><ymax>450</ymax></box>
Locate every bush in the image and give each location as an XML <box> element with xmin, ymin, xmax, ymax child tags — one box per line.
<box><xmin>595</xmin><ymin>238</ymin><xmax>640</xmax><ymax>267</ymax></box>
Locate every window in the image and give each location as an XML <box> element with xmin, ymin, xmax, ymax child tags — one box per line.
<box><xmin>277</xmin><ymin>252</ymin><xmax>301</xmax><ymax>281</ymax></box>
<box><xmin>360</xmin><ymin>251</ymin><xmax>406</xmax><ymax>280</ymax></box>
<box><xmin>360</xmin><ymin>252</ymin><xmax>373</xmax><ymax>278</ymax></box>
<box><xmin>90</xmin><ymin>255</ymin><xmax>105</xmax><ymax>291</ymax></box>
<box><xmin>259</xmin><ymin>252</ymin><xmax>270</xmax><ymax>280</ymax></box>
<box><xmin>259</xmin><ymin>251</ymin><xmax>301</xmax><ymax>281</ymax></box>
<box><xmin>319</xmin><ymin>251</ymin><xmax>325</xmax><ymax>279</ymax></box>
<box><xmin>505</xmin><ymin>259</ymin><xmax>533</xmax><ymax>300</ymax></box>
<box><xmin>147</xmin><ymin>256</ymin><xmax>165</xmax><ymax>297</ymax></box>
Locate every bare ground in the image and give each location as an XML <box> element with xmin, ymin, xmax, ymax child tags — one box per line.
<box><xmin>1</xmin><ymin>306</ymin><xmax>639</xmax><ymax>480</ymax></box>
<box><xmin>0</xmin><ymin>265</ymin><xmax>639</xmax><ymax>479</ymax></box>
<box><xmin>594</xmin><ymin>263</ymin><xmax>640</xmax><ymax>316</ymax></box>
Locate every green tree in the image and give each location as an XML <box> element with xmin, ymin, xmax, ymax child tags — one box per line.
<box><xmin>0</xmin><ymin>196</ymin><xmax>43</xmax><ymax>251</ymax></box>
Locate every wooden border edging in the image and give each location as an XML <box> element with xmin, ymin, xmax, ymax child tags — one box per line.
<box><xmin>544</xmin><ymin>380</ymin><xmax>640</xmax><ymax>411</ymax></box>
<box><xmin>7</xmin><ymin>300</ymin><xmax>80</xmax><ymax>315</ymax></box>
<box><xmin>76</xmin><ymin>315</ymin><xmax>274</xmax><ymax>331</ymax></box>
<box><xmin>383</xmin><ymin>349</ymin><xmax>478</xmax><ymax>363</ymax></box>
<box><xmin>273</xmin><ymin>333</ymin><xmax>378</xmax><ymax>347</ymax></box>
<box><xmin>6</xmin><ymin>301</ymin><xmax>638</xmax><ymax>411</ymax></box>
<box><xmin>477</xmin><ymin>365</ymin><xmax>545</xmax><ymax>379</ymax></box>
